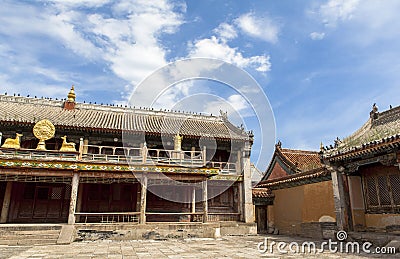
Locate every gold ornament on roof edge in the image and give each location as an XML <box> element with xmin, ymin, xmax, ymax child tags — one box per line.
<box><xmin>60</xmin><ymin>136</ymin><xmax>76</xmax><ymax>152</ymax></box>
<box><xmin>33</xmin><ymin>119</ymin><xmax>55</xmax><ymax>150</ymax></box>
<box><xmin>174</xmin><ymin>134</ymin><xmax>183</xmax><ymax>151</ymax></box>
<box><xmin>1</xmin><ymin>133</ymin><xmax>23</xmax><ymax>149</ymax></box>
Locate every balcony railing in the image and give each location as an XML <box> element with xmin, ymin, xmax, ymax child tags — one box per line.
<box><xmin>0</xmin><ymin>148</ymin><xmax>79</xmax><ymax>160</ymax></box>
<box><xmin>209</xmin><ymin>162</ymin><xmax>237</xmax><ymax>174</ymax></box>
<box><xmin>75</xmin><ymin>212</ymin><xmax>140</xmax><ymax>223</ymax></box>
<box><xmin>0</xmin><ymin>144</ymin><xmax>240</xmax><ymax>175</ymax></box>
<box><xmin>81</xmin><ymin>144</ymin><xmax>205</xmax><ymax>167</ymax></box>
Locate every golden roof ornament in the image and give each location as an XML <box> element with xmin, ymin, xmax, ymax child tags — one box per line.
<box><xmin>1</xmin><ymin>133</ymin><xmax>23</xmax><ymax>149</ymax></box>
<box><xmin>67</xmin><ymin>85</ymin><xmax>76</xmax><ymax>102</ymax></box>
<box><xmin>174</xmin><ymin>134</ymin><xmax>183</xmax><ymax>151</ymax></box>
<box><xmin>60</xmin><ymin>136</ymin><xmax>76</xmax><ymax>152</ymax></box>
<box><xmin>33</xmin><ymin>119</ymin><xmax>55</xmax><ymax>150</ymax></box>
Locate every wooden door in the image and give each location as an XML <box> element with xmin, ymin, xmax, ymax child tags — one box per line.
<box><xmin>256</xmin><ymin>206</ymin><xmax>268</xmax><ymax>233</ymax></box>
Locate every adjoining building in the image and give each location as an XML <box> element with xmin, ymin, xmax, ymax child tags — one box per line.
<box><xmin>254</xmin><ymin>103</ymin><xmax>400</xmax><ymax>239</ymax></box>
<box><xmin>322</xmin><ymin>104</ymin><xmax>400</xmax><ymax>233</ymax></box>
<box><xmin>0</xmin><ymin>87</ymin><xmax>255</xmax><ymax>239</ymax></box>
<box><xmin>253</xmin><ymin>143</ymin><xmax>335</xmax><ymax>238</ymax></box>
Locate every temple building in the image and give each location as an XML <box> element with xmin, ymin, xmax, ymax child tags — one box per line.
<box><xmin>254</xmin><ymin>103</ymin><xmax>400</xmax><ymax>239</ymax></box>
<box><xmin>0</xmin><ymin>87</ymin><xmax>255</xmax><ymax>239</ymax></box>
<box><xmin>321</xmin><ymin>104</ymin><xmax>400</xmax><ymax>233</ymax></box>
<box><xmin>252</xmin><ymin>143</ymin><xmax>335</xmax><ymax>238</ymax></box>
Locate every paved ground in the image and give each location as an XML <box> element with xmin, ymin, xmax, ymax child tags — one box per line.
<box><xmin>0</xmin><ymin>234</ymin><xmax>398</xmax><ymax>259</ymax></box>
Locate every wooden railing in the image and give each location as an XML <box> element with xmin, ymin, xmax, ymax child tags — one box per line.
<box><xmin>0</xmin><ymin>144</ymin><xmax>240</xmax><ymax>175</ymax></box>
<box><xmin>82</xmin><ymin>144</ymin><xmax>205</xmax><ymax>167</ymax></box>
<box><xmin>74</xmin><ymin>211</ymin><xmax>241</xmax><ymax>223</ymax></box>
<box><xmin>145</xmin><ymin>212</ymin><xmax>204</xmax><ymax>222</ymax></box>
<box><xmin>0</xmin><ymin>148</ymin><xmax>78</xmax><ymax>160</ymax></box>
<box><xmin>209</xmin><ymin>162</ymin><xmax>237</xmax><ymax>174</ymax></box>
<box><xmin>75</xmin><ymin>212</ymin><xmax>140</xmax><ymax>223</ymax></box>
<box><xmin>207</xmin><ymin>213</ymin><xmax>240</xmax><ymax>222</ymax></box>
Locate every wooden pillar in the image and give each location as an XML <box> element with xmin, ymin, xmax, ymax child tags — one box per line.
<box><xmin>348</xmin><ymin>176</ymin><xmax>366</xmax><ymax>230</ymax></box>
<box><xmin>238</xmin><ymin>181</ymin><xmax>244</xmax><ymax>221</ymax></box>
<box><xmin>191</xmin><ymin>187</ymin><xmax>196</xmax><ymax>213</ymax></box>
<box><xmin>331</xmin><ymin>170</ymin><xmax>348</xmax><ymax>231</ymax></box>
<box><xmin>83</xmin><ymin>139</ymin><xmax>89</xmax><ymax>154</ymax></box>
<box><xmin>202</xmin><ymin>146</ymin><xmax>207</xmax><ymax>166</ymax></box>
<box><xmin>75</xmin><ymin>183</ymin><xmax>83</xmax><ymax>223</ymax></box>
<box><xmin>136</xmin><ymin>182</ymin><xmax>141</xmax><ymax>212</ymax></box>
<box><xmin>68</xmin><ymin>173</ymin><xmax>80</xmax><ymax>224</ymax></box>
<box><xmin>142</xmin><ymin>145</ymin><xmax>147</xmax><ymax>164</ymax></box>
<box><xmin>0</xmin><ymin>182</ymin><xmax>12</xmax><ymax>223</ymax></box>
<box><xmin>202</xmin><ymin>180</ymin><xmax>208</xmax><ymax>223</ymax></box>
<box><xmin>243</xmin><ymin>156</ymin><xmax>254</xmax><ymax>223</ymax></box>
<box><xmin>78</xmin><ymin>138</ymin><xmax>84</xmax><ymax>160</ymax></box>
<box><xmin>140</xmin><ymin>174</ymin><xmax>148</xmax><ymax>224</ymax></box>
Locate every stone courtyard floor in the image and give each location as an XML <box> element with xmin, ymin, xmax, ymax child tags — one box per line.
<box><xmin>0</xmin><ymin>234</ymin><xmax>398</xmax><ymax>259</ymax></box>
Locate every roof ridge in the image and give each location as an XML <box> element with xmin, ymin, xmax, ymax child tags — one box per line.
<box><xmin>280</xmin><ymin>148</ymin><xmax>319</xmax><ymax>154</ymax></box>
<box><xmin>0</xmin><ymin>94</ymin><xmax>230</xmax><ymax>122</ymax></box>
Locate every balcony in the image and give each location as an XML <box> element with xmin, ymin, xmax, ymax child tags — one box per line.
<box><xmin>0</xmin><ymin>144</ymin><xmax>239</xmax><ymax>175</ymax></box>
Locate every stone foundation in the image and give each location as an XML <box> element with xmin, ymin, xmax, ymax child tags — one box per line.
<box><xmin>74</xmin><ymin>222</ymin><xmax>257</xmax><ymax>242</ymax></box>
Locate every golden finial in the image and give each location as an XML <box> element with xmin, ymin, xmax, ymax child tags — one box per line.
<box><xmin>174</xmin><ymin>133</ymin><xmax>183</xmax><ymax>151</ymax></box>
<box><xmin>67</xmin><ymin>85</ymin><xmax>76</xmax><ymax>102</ymax></box>
<box><xmin>320</xmin><ymin>142</ymin><xmax>324</xmax><ymax>152</ymax></box>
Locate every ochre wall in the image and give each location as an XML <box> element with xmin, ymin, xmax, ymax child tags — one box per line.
<box><xmin>272</xmin><ymin>185</ymin><xmax>304</xmax><ymax>235</ymax></box>
<box><xmin>302</xmin><ymin>181</ymin><xmax>336</xmax><ymax>222</ymax></box>
<box><xmin>365</xmin><ymin>214</ymin><xmax>400</xmax><ymax>229</ymax></box>
<box><xmin>272</xmin><ymin>180</ymin><xmax>335</xmax><ymax>235</ymax></box>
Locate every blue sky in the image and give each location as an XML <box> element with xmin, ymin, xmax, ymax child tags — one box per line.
<box><xmin>1</xmin><ymin>0</ymin><xmax>400</xmax><ymax>177</ymax></box>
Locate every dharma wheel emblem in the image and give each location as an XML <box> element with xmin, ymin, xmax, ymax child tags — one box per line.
<box><xmin>33</xmin><ymin>119</ymin><xmax>55</xmax><ymax>150</ymax></box>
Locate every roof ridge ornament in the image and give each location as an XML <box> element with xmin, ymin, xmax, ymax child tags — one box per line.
<box><xmin>67</xmin><ymin>85</ymin><xmax>76</xmax><ymax>102</ymax></box>
<box><xmin>64</xmin><ymin>85</ymin><xmax>76</xmax><ymax>110</ymax></box>
<box><xmin>370</xmin><ymin>103</ymin><xmax>379</xmax><ymax>120</ymax></box>
<box><xmin>219</xmin><ymin>110</ymin><xmax>228</xmax><ymax>120</ymax></box>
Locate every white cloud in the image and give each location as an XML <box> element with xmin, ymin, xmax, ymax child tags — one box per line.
<box><xmin>43</xmin><ymin>0</ymin><xmax>111</xmax><ymax>8</ymax></box>
<box><xmin>310</xmin><ymin>32</ymin><xmax>325</xmax><ymax>40</ymax></box>
<box><xmin>188</xmin><ymin>36</ymin><xmax>271</xmax><ymax>72</ymax></box>
<box><xmin>74</xmin><ymin>0</ymin><xmax>184</xmax><ymax>84</ymax></box>
<box><xmin>318</xmin><ymin>0</ymin><xmax>360</xmax><ymax>27</ymax></box>
<box><xmin>235</xmin><ymin>13</ymin><xmax>279</xmax><ymax>43</ymax></box>
<box><xmin>213</xmin><ymin>23</ymin><xmax>237</xmax><ymax>42</ymax></box>
<box><xmin>0</xmin><ymin>3</ymin><xmax>100</xmax><ymax>60</ymax></box>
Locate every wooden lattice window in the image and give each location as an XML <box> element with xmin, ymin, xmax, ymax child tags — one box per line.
<box><xmin>363</xmin><ymin>173</ymin><xmax>400</xmax><ymax>213</ymax></box>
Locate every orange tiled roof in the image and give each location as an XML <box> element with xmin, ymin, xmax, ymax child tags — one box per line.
<box><xmin>252</xmin><ymin>188</ymin><xmax>274</xmax><ymax>198</ymax></box>
<box><xmin>279</xmin><ymin>148</ymin><xmax>323</xmax><ymax>172</ymax></box>
<box><xmin>257</xmin><ymin>167</ymin><xmax>330</xmax><ymax>189</ymax></box>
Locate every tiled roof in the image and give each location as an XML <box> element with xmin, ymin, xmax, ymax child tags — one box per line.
<box><xmin>252</xmin><ymin>188</ymin><xmax>274</xmax><ymax>198</ymax></box>
<box><xmin>279</xmin><ymin>148</ymin><xmax>323</xmax><ymax>172</ymax></box>
<box><xmin>322</xmin><ymin>104</ymin><xmax>400</xmax><ymax>159</ymax></box>
<box><xmin>0</xmin><ymin>95</ymin><xmax>250</xmax><ymax>140</ymax></box>
<box><xmin>256</xmin><ymin>167</ymin><xmax>330</xmax><ymax>190</ymax></box>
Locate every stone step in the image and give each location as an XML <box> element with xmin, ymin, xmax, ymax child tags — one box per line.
<box><xmin>0</xmin><ymin>225</ymin><xmax>62</xmax><ymax>245</ymax></box>
<box><xmin>0</xmin><ymin>224</ymin><xmax>62</xmax><ymax>232</ymax></box>
<box><xmin>0</xmin><ymin>234</ymin><xmax>59</xmax><ymax>240</ymax></box>
<box><xmin>0</xmin><ymin>230</ymin><xmax>61</xmax><ymax>235</ymax></box>
<box><xmin>0</xmin><ymin>238</ymin><xmax>57</xmax><ymax>246</ymax></box>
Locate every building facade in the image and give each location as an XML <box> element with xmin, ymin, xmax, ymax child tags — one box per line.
<box><xmin>322</xmin><ymin>104</ymin><xmax>400</xmax><ymax>233</ymax></box>
<box><xmin>0</xmin><ymin>87</ymin><xmax>254</xmax><ymax>228</ymax></box>
<box><xmin>253</xmin><ymin>143</ymin><xmax>336</xmax><ymax>238</ymax></box>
